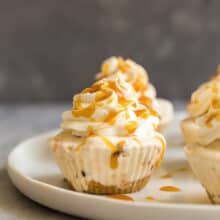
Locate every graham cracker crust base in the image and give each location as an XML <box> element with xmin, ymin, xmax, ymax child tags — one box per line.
<box><xmin>65</xmin><ymin>176</ymin><xmax>150</xmax><ymax>194</ymax></box>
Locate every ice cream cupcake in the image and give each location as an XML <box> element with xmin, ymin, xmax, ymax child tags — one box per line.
<box><xmin>181</xmin><ymin>67</ymin><xmax>220</xmax><ymax>203</ymax></box>
<box><xmin>50</xmin><ymin>73</ymin><xmax>166</xmax><ymax>194</ymax></box>
<box><xmin>96</xmin><ymin>57</ymin><xmax>174</xmax><ymax>133</ymax></box>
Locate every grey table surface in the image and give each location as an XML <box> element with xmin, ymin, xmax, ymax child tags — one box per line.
<box><xmin>0</xmin><ymin>101</ymin><xmax>185</xmax><ymax>220</ymax></box>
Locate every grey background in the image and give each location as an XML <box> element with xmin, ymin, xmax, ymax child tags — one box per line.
<box><xmin>1</xmin><ymin>0</ymin><xmax>220</xmax><ymax>101</ymax></box>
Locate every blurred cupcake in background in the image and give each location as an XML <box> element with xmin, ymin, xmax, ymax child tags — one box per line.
<box><xmin>50</xmin><ymin>72</ymin><xmax>166</xmax><ymax>194</ymax></box>
<box><xmin>181</xmin><ymin>66</ymin><xmax>220</xmax><ymax>203</ymax></box>
<box><xmin>96</xmin><ymin>56</ymin><xmax>174</xmax><ymax>133</ymax></box>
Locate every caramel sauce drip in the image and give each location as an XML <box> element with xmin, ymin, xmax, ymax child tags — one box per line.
<box><xmin>160</xmin><ymin>167</ymin><xmax>187</xmax><ymax>179</ymax></box>
<box><xmin>175</xmin><ymin>167</ymin><xmax>187</xmax><ymax>172</ymax></box>
<box><xmin>83</xmin><ymin>82</ymin><xmax>100</xmax><ymax>94</ymax></box>
<box><xmin>101</xmin><ymin>63</ymin><xmax>109</xmax><ymax>75</ymax></box>
<box><xmin>95</xmin><ymin>90</ymin><xmax>110</xmax><ymax>102</ymax></box>
<box><xmin>212</xmin><ymin>82</ymin><xmax>218</xmax><ymax>94</ymax></box>
<box><xmin>100</xmin><ymin>137</ymin><xmax>126</xmax><ymax>169</ymax></box>
<box><xmin>160</xmin><ymin>186</ymin><xmax>181</xmax><ymax>192</ymax></box>
<box><xmin>145</xmin><ymin>196</ymin><xmax>155</xmax><ymax>201</ymax></box>
<box><xmin>134</xmin><ymin>137</ymin><xmax>142</xmax><ymax>147</ymax></box>
<box><xmin>134</xmin><ymin>109</ymin><xmax>149</xmax><ymax>119</ymax></box>
<box><xmin>118</xmin><ymin>96</ymin><xmax>132</xmax><ymax>107</ymax></box>
<box><xmin>133</xmin><ymin>78</ymin><xmax>147</xmax><ymax>93</ymax></box>
<box><xmin>87</xmin><ymin>125</ymin><xmax>95</xmax><ymax>136</ymax></box>
<box><xmin>108</xmin><ymin>81</ymin><xmax>123</xmax><ymax>96</ymax></box>
<box><xmin>108</xmin><ymin>81</ymin><xmax>133</xmax><ymax>108</ymax></box>
<box><xmin>74</xmin><ymin>96</ymin><xmax>81</xmax><ymax>109</ymax></box>
<box><xmin>192</xmin><ymin>99</ymin><xmax>199</xmax><ymax>104</ymax></box>
<box><xmin>118</xmin><ymin>57</ymin><xmax>130</xmax><ymax>73</ymax></box>
<box><xmin>110</xmin><ymin>152</ymin><xmax>120</xmax><ymax>169</ymax></box>
<box><xmin>125</xmin><ymin>121</ymin><xmax>138</xmax><ymax>134</ymax></box>
<box><xmin>155</xmin><ymin>136</ymin><xmax>166</xmax><ymax>168</ymax></box>
<box><xmin>153</xmin><ymin>123</ymin><xmax>158</xmax><ymax>130</ymax></box>
<box><xmin>100</xmin><ymin>136</ymin><xmax>116</xmax><ymax>152</ymax></box>
<box><xmin>104</xmin><ymin>111</ymin><xmax>118</xmax><ymax>125</ymax></box>
<box><xmin>73</xmin><ymin>79</ymin><xmax>133</xmax><ymax>120</ymax></box>
<box><xmin>72</xmin><ymin>103</ymin><xmax>96</xmax><ymax>118</ymax></box>
<box><xmin>205</xmin><ymin>112</ymin><xmax>220</xmax><ymax>127</ymax></box>
<box><xmin>107</xmin><ymin>194</ymin><xmax>134</xmax><ymax>201</ymax></box>
<box><xmin>160</xmin><ymin>173</ymin><xmax>172</xmax><ymax>179</ymax></box>
<box><xmin>139</xmin><ymin>95</ymin><xmax>153</xmax><ymax>109</ymax></box>
<box><xmin>150</xmin><ymin>109</ymin><xmax>160</xmax><ymax>117</ymax></box>
<box><xmin>110</xmin><ymin>141</ymin><xmax>125</xmax><ymax>169</ymax></box>
<box><xmin>211</xmin><ymin>98</ymin><xmax>219</xmax><ymax>108</ymax></box>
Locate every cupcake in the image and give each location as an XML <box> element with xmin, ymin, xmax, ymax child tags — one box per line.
<box><xmin>96</xmin><ymin>56</ymin><xmax>174</xmax><ymax>133</ymax></box>
<box><xmin>181</xmin><ymin>67</ymin><xmax>220</xmax><ymax>203</ymax></box>
<box><xmin>50</xmin><ymin>73</ymin><xmax>166</xmax><ymax>194</ymax></box>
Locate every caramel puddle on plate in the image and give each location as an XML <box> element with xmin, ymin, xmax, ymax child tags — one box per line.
<box><xmin>106</xmin><ymin>194</ymin><xmax>134</xmax><ymax>202</ymax></box>
<box><xmin>145</xmin><ymin>196</ymin><xmax>157</xmax><ymax>201</ymax></box>
<box><xmin>160</xmin><ymin>186</ymin><xmax>181</xmax><ymax>192</ymax></box>
<box><xmin>174</xmin><ymin>167</ymin><xmax>188</xmax><ymax>172</ymax></box>
<box><xmin>160</xmin><ymin>173</ymin><xmax>173</xmax><ymax>179</ymax></box>
<box><xmin>160</xmin><ymin>167</ymin><xmax>188</xmax><ymax>179</ymax></box>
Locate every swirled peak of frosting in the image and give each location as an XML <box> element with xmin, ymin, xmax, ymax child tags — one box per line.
<box><xmin>62</xmin><ymin>73</ymin><xmax>160</xmax><ymax>138</ymax></box>
<box><xmin>185</xmin><ymin>66</ymin><xmax>220</xmax><ymax>145</ymax></box>
<box><xmin>96</xmin><ymin>56</ymin><xmax>158</xmax><ymax>111</ymax></box>
<box><xmin>188</xmin><ymin>66</ymin><xmax>220</xmax><ymax>118</ymax></box>
<box><xmin>97</xmin><ymin>56</ymin><xmax>148</xmax><ymax>85</ymax></box>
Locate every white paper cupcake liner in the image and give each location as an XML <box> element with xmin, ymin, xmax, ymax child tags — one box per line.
<box><xmin>50</xmin><ymin>139</ymin><xmax>163</xmax><ymax>194</ymax></box>
<box><xmin>184</xmin><ymin>143</ymin><xmax>220</xmax><ymax>204</ymax></box>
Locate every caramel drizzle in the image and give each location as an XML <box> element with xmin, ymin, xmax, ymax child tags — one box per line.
<box><xmin>134</xmin><ymin>108</ymin><xmax>149</xmax><ymax>119</ymax></box>
<box><xmin>118</xmin><ymin>57</ymin><xmax>130</xmax><ymax>73</ymax></box>
<box><xmin>104</xmin><ymin>111</ymin><xmax>118</xmax><ymax>125</ymax></box>
<box><xmin>145</xmin><ymin>196</ymin><xmax>156</xmax><ymax>201</ymax></box>
<box><xmin>72</xmin><ymin>79</ymin><xmax>134</xmax><ymax>124</ymax></box>
<box><xmin>107</xmin><ymin>194</ymin><xmax>134</xmax><ymax>201</ymax></box>
<box><xmin>72</xmin><ymin>67</ymin><xmax>158</xmax><ymax>129</ymax></box>
<box><xmin>160</xmin><ymin>186</ymin><xmax>181</xmax><ymax>192</ymax></box>
<box><xmin>125</xmin><ymin>121</ymin><xmax>138</xmax><ymax>134</ymax></box>
<box><xmin>72</xmin><ymin>103</ymin><xmax>96</xmax><ymax>118</ymax></box>
<box><xmin>205</xmin><ymin>112</ymin><xmax>220</xmax><ymax>128</ymax></box>
<box><xmin>133</xmin><ymin>137</ymin><xmax>142</xmax><ymax>147</ymax></box>
<box><xmin>133</xmin><ymin>77</ymin><xmax>147</xmax><ymax>93</ymax></box>
<box><xmin>100</xmin><ymin>136</ymin><xmax>116</xmax><ymax>152</ymax></box>
<box><xmin>139</xmin><ymin>94</ymin><xmax>153</xmax><ymax>109</ymax></box>
<box><xmin>212</xmin><ymin>82</ymin><xmax>218</xmax><ymax>94</ymax></box>
<box><xmin>175</xmin><ymin>167</ymin><xmax>188</xmax><ymax>172</ymax></box>
<box><xmin>110</xmin><ymin>152</ymin><xmax>120</xmax><ymax>169</ymax></box>
<box><xmin>110</xmin><ymin>141</ymin><xmax>125</xmax><ymax>169</ymax></box>
<box><xmin>100</xmin><ymin>136</ymin><xmax>126</xmax><ymax>169</ymax></box>
<box><xmin>155</xmin><ymin>136</ymin><xmax>166</xmax><ymax>168</ymax></box>
<box><xmin>101</xmin><ymin>63</ymin><xmax>109</xmax><ymax>76</ymax></box>
<box><xmin>212</xmin><ymin>97</ymin><xmax>219</xmax><ymax>108</ymax></box>
<box><xmin>160</xmin><ymin>167</ymin><xmax>187</xmax><ymax>179</ymax></box>
<box><xmin>160</xmin><ymin>173</ymin><xmax>172</xmax><ymax>179</ymax></box>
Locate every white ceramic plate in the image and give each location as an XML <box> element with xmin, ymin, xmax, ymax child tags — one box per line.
<box><xmin>7</xmin><ymin>112</ymin><xmax>220</xmax><ymax>220</ymax></box>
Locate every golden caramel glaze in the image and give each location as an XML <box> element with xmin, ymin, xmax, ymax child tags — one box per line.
<box><xmin>107</xmin><ymin>194</ymin><xmax>134</xmax><ymax>201</ymax></box>
<box><xmin>155</xmin><ymin>136</ymin><xmax>166</xmax><ymax>168</ymax></box>
<box><xmin>160</xmin><ymin>186</ymin><xmax>181</xmax><ymax>192</ymax></box>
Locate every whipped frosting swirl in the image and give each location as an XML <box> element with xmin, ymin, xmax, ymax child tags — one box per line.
<box><xmin>62</xmin><ymin>73</ymin><xmax>160</xmax><ymax>140</ymax></box>
<box><xmin>96</xmin><ymin>57</ymin><xmax>159</xmax><ymax>111</ymax></box>
<box><xmin>186</xmin><ymin>67</ymin><xmax>220</xmax><ymax>145</ymax></box>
